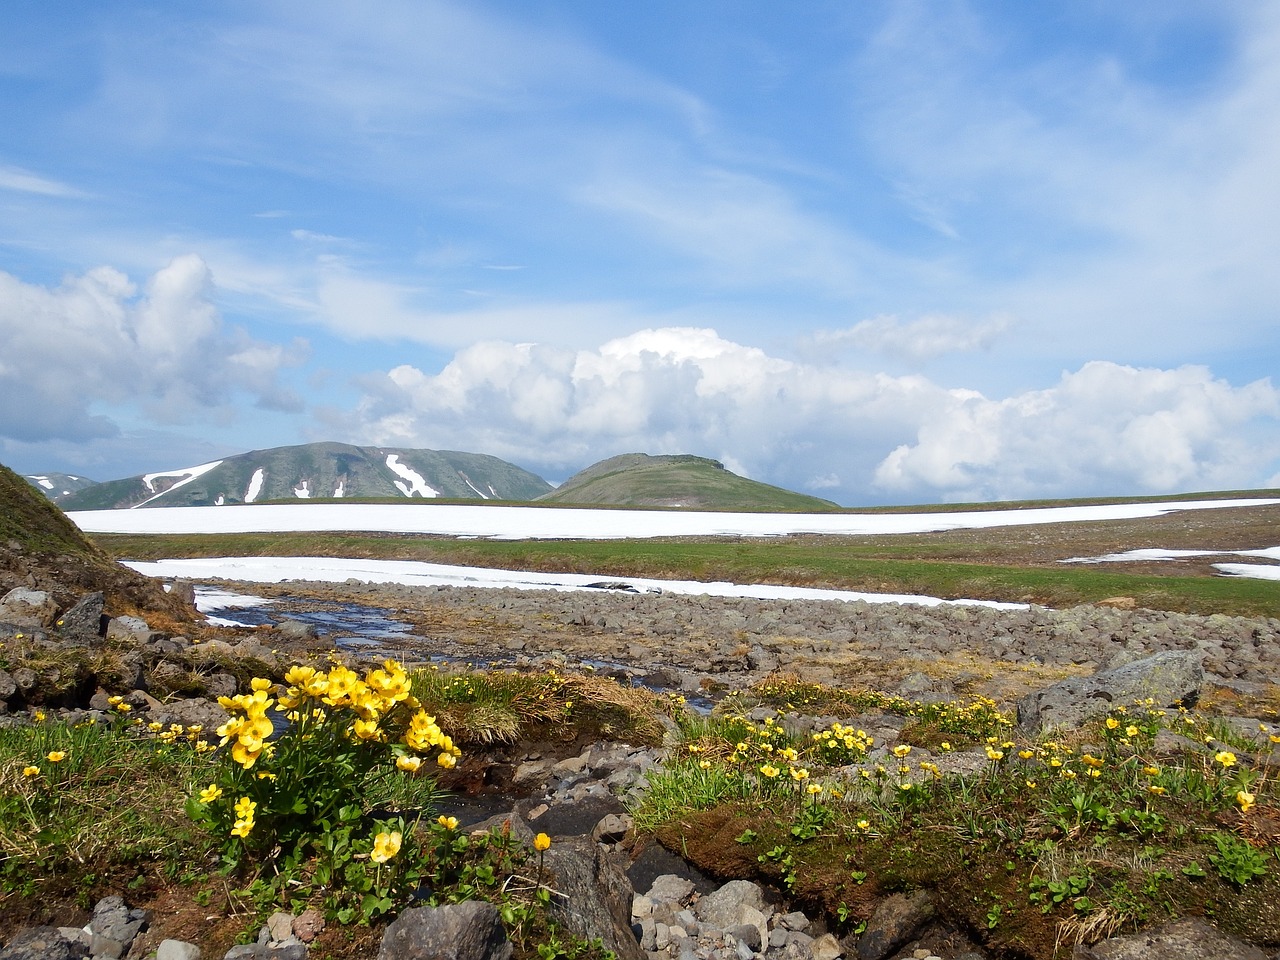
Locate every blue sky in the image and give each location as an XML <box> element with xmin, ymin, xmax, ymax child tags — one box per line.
<box><xmin>2</xmin><ymin>0</ymin><xmax>1278</xmax><ymax>505</ymax></box>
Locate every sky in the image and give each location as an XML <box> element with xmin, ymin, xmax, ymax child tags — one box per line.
<box><xmin>2</xmin><ymin>0</ymin><xmax>1279</xmax><ymax>506</ymax></box>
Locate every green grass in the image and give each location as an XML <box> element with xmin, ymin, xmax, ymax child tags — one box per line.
<box><xmin>96</xmin><ymin>530</ymin><xmax>1280</xmax><ymax>618</ymax></box>
<box><xmin>0</xmin><ymin>711</ymin><xmax>209</xmax><ymax>898</ymax></box>
<box><xmin>635</xmin><ymin>681</ymin><xmax>1280</xmax><ymax>958</ymax></box>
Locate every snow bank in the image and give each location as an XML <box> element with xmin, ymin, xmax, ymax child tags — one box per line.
<box><xmin>69</xmin><ymin>497</ymin><xmax>1280</xmax><ymax>540</ymax></box>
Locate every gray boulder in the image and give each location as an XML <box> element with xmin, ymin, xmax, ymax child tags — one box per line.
<box><xmin>0</xmin><ymin>589</ymin><xmax>56</xmax><ymax>627</ymax></box>
<box><xmin>544</xmin><ymin>836</ymin><xmax>644</xmax><ymax>960</ymax></box>
<box><xmin>1018</xmin><ymin>651</ymin><xmax>1203</xmax><ymax>734</ymax></box>
<box><xmin>377</xmin><ymin>901</ymin><xmax>512</xmax><ymax>960</ymax></box>
<box><xmin>854</xmin><ymin>890</ymin><xmax>935</xmax><ymax>960</ymax></box>
<box><xmin>56</xmin><ymin>592</ymin><xmax>105</xmax><ymax>641</ymax></box>
<box><xmin>0</xmin><ymin>926</ymin><xmax>88</xmax><ymax>960</ymax></box>
<box><xmin>1072</xmin><ymin>918</ymin><xmax>1266</xmax><ymax>959</ymax></box>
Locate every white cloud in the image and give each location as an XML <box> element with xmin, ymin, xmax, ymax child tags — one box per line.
<box><xmin>333</xmin><ymin>329</ymin><xmax>1280</xmax><ymax>504</ymax></box>
<box><xmin>813</xmin><ymin>313</ymin><xmax>1015</xmax><ymax>362</ymax></box>
<box><xmin>0</xmin><ymin>256</ymin><xmax>305</xmax><ymax>443</ymax></box>
<box><xmin>0</xmin><ymin>165</ymin><xmax>87</xmax><ymax>199</ymax></box>
<box><xmin>875</xmin><ymin>362</ymin><xmax>1280</xmax><ymax>501</ymax></box>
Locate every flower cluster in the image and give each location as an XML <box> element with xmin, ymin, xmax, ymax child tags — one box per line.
<box><xmin>217</xmin><ymin>679</ymin><xmax>276</xmax><ymax>769</ymax></box>
<box><xmin>811</xmin><ymin>722</ymin><xmax>874</xmax><ymax>764</ymax></box>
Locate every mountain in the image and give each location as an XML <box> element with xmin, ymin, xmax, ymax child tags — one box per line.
<box><xmin>0</xmin><ymin>460</ymin><xmax>192</xmax><ymax>621</ymax></box>
<box><xmin>55</xmin><ymin>442</ymin><xmax>553</xmax><ymax>510</ymax></box>
<box><xmin>538</xmin><ymin>453</ymin><xmax>842</xmax><ymax>512</ymax></box>
<box><xmin>23</xmin><ymin>472</ymin><xmax>97</xmax><ymax>502</ymax></box>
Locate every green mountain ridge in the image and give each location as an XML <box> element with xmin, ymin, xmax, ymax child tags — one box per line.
<box><xmin>56</xmin><ymin>442</ymin><xmax>553</xmax><ymax>510</ymax></box>
<box><xmin>0</xmin><ymin>461</ymin><xmax>192</xmax><ymax>620</ymax></box>
<box><xmin>538</xmin><ymin>453</ymin><xmax>842</xmax><ymax>512</ymax></box>
<box><xmin>41</xmin><ymin>446</ymin><xmax>840</xmax><ymax>513</ymax></box>
<box><xmin>23</xmin><ymin>472</ymin><xmax>97</xmax><ymax>501</ymax></box>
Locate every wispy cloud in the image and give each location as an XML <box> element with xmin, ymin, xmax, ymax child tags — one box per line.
<box><xmin>0</xmin><ymin>165</ymin><xmax>87</xmax><ymax>199</ymax></box>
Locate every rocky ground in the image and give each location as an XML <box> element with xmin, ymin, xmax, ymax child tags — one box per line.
<box><xmin>5</xmin><ymin>572</ymin><xmax>1280</xmax><ymax>960</ymax></box>
<box><xmin>243</xmin><ymin>578</ymin><xmax>1280</xmax><ymax>710</ymax></box>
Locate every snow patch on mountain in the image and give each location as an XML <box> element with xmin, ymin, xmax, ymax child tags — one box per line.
<box><xmin>245</xmin><ymin>468</ymin><xmax>265</xmax><ymax>504</ymax></box>
<box><xmin>133</xmin><ymin>460</ymin><xmax>223</xmax><ymax>508</ymax></box>
<box><xmin>385</xmin><ymin>454</ymin><xmax>439</xmax><ymax>497</ymax></box>
<box><xmin>459</xmin><ymin>473</ymin><xmax>489</xmax><ymax>499</ymax></box>
<box><xmin>294</xmin><ymin>480</ymin><xmax>311</xmax><ymax>499</ymax></box>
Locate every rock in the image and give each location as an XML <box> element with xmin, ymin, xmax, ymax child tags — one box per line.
<box><xmin>0</xmin><ymin>926</ymin><xmax>88</xmax><ymax>960</ymax></box>
<box><xmin>377</xmin><ymin>901</ymin><xmax>512</xmax><ymax>960</ymax></box>
<box><xmin>291</xmin><ymin>907</ymin><xmax>325</xmax><ymax>943</ymax></box>
<box><xmin>168</xmin><ymin>580</ymin><xmax>198</xmax><ymax>606</ymax></box>
<box><xmin>694</xmin><ymin>880</ymin><xmax>771</xmax><ymax>949</ymax></box>
<box><xmin>0</xmin><ymin>589</ymin><xmax>56</xmax><ymax>627</ymax></box>
<box><xmin>645</xmin><ymin>874</ymin><xmax>696</xmax><ymax>905</ymax></box>
<box><xmin>266</xmin><ymin>912</ymin><xmax>294</xmax><ymax>942</ymax></box>
<box><xmin>89</xmin><ymin>895</ymin><xmax>145</xmax><ymax>959</ymax></box>
<box><xmin>1017</xmin><ymin>651</ymin><xmax>1204</xmax><ymax>734</ymax></box>
<box><xmin>1095</xmin><ymin>597</ymin><xmax>1138</xmax><ymax>610</ymax></box>
<box><xmin>592</xmin><ymin>812</ymin><xmax>633</xmax><ymax>844</ymax></box>
<box><xmin>156</xmin><ymin>940</ymin><xmax>202</xmax><ymax>960</ymax></box>
<box><xmin>855</xmin><ymin>891</ymin><xmax>935</xmax><ymax>960</ymax></box>
<box><xmin>106</xmin><ymin>615</ymin><xmax>151</xmax><ymax>642</ymax></box>
<box><xmin>1072</xmin><ymin>918</ymin><xmax>1267</xmax><ymax>959</ymax></box>
<box><xmin>276</xmin><ymin>620</ymin><xmax>319</xmax><ymax>641</ymax></box>
<box><xmin>55</xmin><ymin>592</ymin><xmax>105</xmax><ymax>641</ymax></box>
<box><xmin>544</xmin><ymin>836</ymin><xmax>644</xmax><ymax>960</ymax></box>
<box><xmin>812</xmin><ymin>932</ymin><xmax>843</xmax><ymax>960</ymax></box>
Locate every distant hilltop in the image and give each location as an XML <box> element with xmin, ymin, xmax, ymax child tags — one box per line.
<box><xmin>25</xmin><ymin>443</ymin><xmax>842</xmax><ymax>513</ymax></box>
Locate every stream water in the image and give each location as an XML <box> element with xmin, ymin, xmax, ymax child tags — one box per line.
<box><xmin>195</xmin><ymin>586</ymin><xmax>715</xmax><ymax>710</ymax></box>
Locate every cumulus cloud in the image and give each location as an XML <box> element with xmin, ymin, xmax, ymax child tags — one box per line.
<box><xmin>0</xmin><ymin>256</ymin><xmax>307</xmax><ymax>443</ymax></box>
<box><xmin>332</xmin><ymin>328</ymin><xmax>1280</xmax><ymax>504</ymax></box>
<box><xmin>875</xmin><ymin>362</ymin><xmax>1280</xmax><ymax>501</ymax></box>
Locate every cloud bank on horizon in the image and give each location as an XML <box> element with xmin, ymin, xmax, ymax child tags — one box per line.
<box><xmin>1</xmin><ymin>1</ymin><xmax>1278</xmax><ymax>504</ymax></box>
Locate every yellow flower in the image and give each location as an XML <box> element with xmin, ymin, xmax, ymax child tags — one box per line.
<box><xmin>807</xmin><ymin>783</ymin><xmax>823</xmax><ymax>796</ymax></box>
<box><xmin>1126</xmin><ymin>725</ymin><xmax>1139</xmax><ymax>738</ymax></box>
<box><xmin>856</xmin><ymin>819</ymin><xmax>870</xmax><ymax>831</ymax></box>
<box><xmin>46</xmin><ymin>751</ymin><xmax>66</xmax><ymax>763</ymax></box>
<box><xmin>1018</xmin><ymin>750</ymin><xmax>1035</xmax><ymax>760</ymax></box>
<box><xmin>1143</xmin><ymin>765</ymin><xmax>1160</xmax><ymax>777</ymax></box>
<box><xmin>985</xmin><ymin>746</ymin><xmax>1004</xmax><ymax>761</ymax></box>
<box><xmin>759</xmin><ymin>764</ymin><xmax>780</xmax><ymax>779</ymax></box>
<box><xmin>699</xmin><ymin>759</ymin><xmax>712</xmax><ymax>770</ymax></box>
<box><xmin>22</xmin><ymin>766</ymin><xmax>39</xmax><ymax>778</ymax></box>
<box><xmin>1147</xmin><ymin>785</ymin><xmax>1167</xmax><ymax>796</ymax></box>
<box><xmin>789</xmin><ymin>766</ymin><xmax>810</xmax><ymax>781</ymax></box>
<box><xmin>1237</xmin><ymin>790</ymin><xmax>1256</xmax><ymax>814</ymax></box>
<box><xmin>437</xmin><ymin>815</ymin><xmax>459</xmax><ymax>830</ymax></box>
<box><xmin>437</xmin><ymin>752</ymin><xmax>457</xmax><ymax>769</ymax></box>
<box><xmin>1215</xmin><ymin>751</ymin><xmax>1237</xmax><ymax>768</ymax></box>
<box><xmin>371</xmin><ymin>831</ymin><xmax>402</xmax><ymax>864</ymax></box>
<box><xmin>939</xmin><ymin>741</ymin><xmax>951</xmax><ymax>751</ymax></box>
<box><xmin>534</xmin><ymin>832</ymin><xmax>552</xmax><ymax>851</ymax></box>
<box><xmin>397</xmin><ymin>755</ymin><xmax>423</xmax><ymax>772</ymax></box>
<box><xmin>891</xmin><ymin>744</ymin><xmax>912</xmax><ymax>758</ymax></box>
<box><xmin>1106</xmin><ymin>717</ymin><xmax>1120</xmax><ymax>730</ymax></box>
<box><xmin>199</xmin><ymin>784</ymin><xmax>223</xmax><ymax>803</ymax></box>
